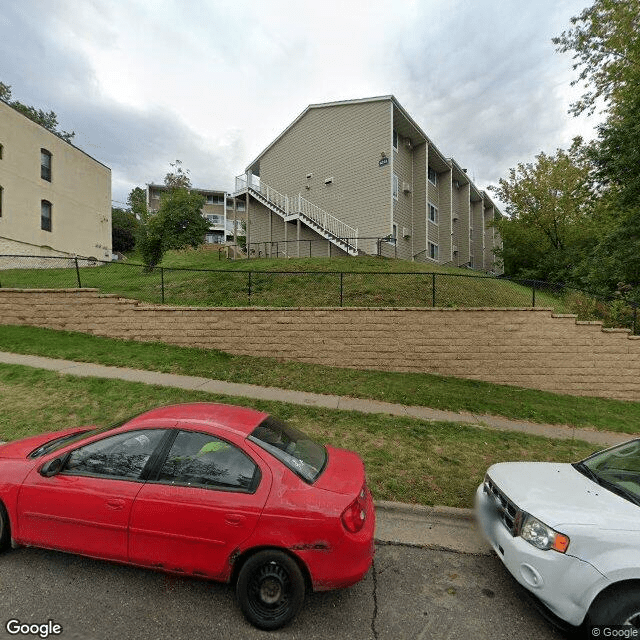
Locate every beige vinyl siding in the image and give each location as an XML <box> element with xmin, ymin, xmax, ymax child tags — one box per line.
<box><xmin>257</xmin><ymin>100</ymin><xmax>391</xmax><ymax>256</ymax></box>
<box><xmin>483</xmin><ymin>201</ymin><xmax>495</xmax><ymax>270</ymax></box>
<box><xmin>470</xmin><ymin>199</ymin><xmax>484</xmax><ymax>269</ymax></box>
<box><xmin>452</xmin><ymin>181</ymin><xmax>471</xmax><ymax>266</ymax></box>
<box><xmin>392</xmin><ymin>129</ymin><xmax>414</xmax><ymax>260</ymax></box>
<box><xmin>0</xmin><ymin>100</ymin><xmax>111</xmax><ymax>259</ymax></box>
<box><xmin>436</xmin><ymin>169</ymin><xmax>452</xmax><ymax>262</ymax></box>
<box><xmin>412</xmin><ymin>142</ymin><xmax>427</xmax><ymax>261</ymax></box>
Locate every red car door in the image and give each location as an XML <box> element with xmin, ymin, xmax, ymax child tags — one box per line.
<box><xmin>128</xmin><ymin>429</ymin><xmax>271</xmax><ymax>579</ymax></box>
<box><xmin>16</xmin><ymin>429</ymin><xmax>168</xmax><ymax>561</ymax></box>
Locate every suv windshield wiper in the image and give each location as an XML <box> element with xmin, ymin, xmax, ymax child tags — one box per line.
<box><xmin>574</xmin><ymin>462</ymin><xmax>640</xmax><ymax>506</ymax></box>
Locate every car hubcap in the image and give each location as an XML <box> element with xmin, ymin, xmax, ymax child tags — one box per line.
<box><xmin>249</xmin><ymin>562</ymin><xmax>290</xmax><ymax>620</ymax></box>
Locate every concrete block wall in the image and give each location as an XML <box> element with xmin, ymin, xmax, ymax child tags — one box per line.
<box><xmin>0</xmin><ymin>289</ymin><xmax>639</xmax><ymax>401</ymax></box>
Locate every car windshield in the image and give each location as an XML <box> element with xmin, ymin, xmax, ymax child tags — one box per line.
<box><xmin>28</xmin><ymin>419</ymin><xmax>131</xmax><ymax>459</ymax></box>
<box><xmin>574</xmin><ymin>439</ymin><xmax>640</xmax><ymax>506</ymax></box>
<box><xmin>248</xmin><ymin>417</ymin><xmax>327</xmax><ymax>483</ymax></box>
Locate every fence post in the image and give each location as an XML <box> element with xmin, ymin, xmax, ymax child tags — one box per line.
<box><xmin>161</xmin><ymin>267</ymin><xmax>165</xmax><ymax>304</ymax></box>
<box><xmin>340</xmin><ymin>272</ymin><xmax>344</xmax><ymax>307</ymax></box>
<box><xmin>248</xmin><ymin>271</ymin><xmax>252</xmax><ymax>303</ymax></box>
<box><xmin>532</xmin><ymin>281</ymin><xmax>536</xmax><ymax>307</ymax></box>
<box><xmin>74</xmin><ymin>257</ymin><xmax>82</xmax><ymax>287</ymax></box>
<box><xmin>432</xmin><ymin>273</ymin><xmax>436</xmax><ymax>307</ymax></box>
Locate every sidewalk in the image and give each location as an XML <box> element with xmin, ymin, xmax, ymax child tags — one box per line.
<box><xmin>0</xmin><ymin>350</ymin><xmax>632</xmax><ymax>555</ymax></box>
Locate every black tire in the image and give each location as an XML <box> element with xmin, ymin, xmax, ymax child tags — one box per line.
<box><xmin>0</xmin><ymin>502</ymin><xmax>10</xmax><ymax>553</ymax></box>
<box><xmin>236</xmin><ymin>550</ymin><xmax>305</xmax><ymax>630</ymax></box>
<box><xmin>586</xmin><ymin>584</ymin><xmax>640</xmax><ymax>629</ymax></box>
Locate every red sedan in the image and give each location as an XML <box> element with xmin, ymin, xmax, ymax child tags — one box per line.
<box><xmin>0</xmin><ymin>403</ymin><xmax>375</xmax><ymax>630</ymax></box>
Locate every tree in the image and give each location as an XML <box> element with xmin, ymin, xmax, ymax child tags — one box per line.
<box><xmin>138</xmin><ymin>163</ymin><xmax>209</xmax><ymax>269</ymax></box>
<box><xmin>552</xmin><ymin>0</ymin><xmax>640</xmax><ymax>116</ymax></box>
<box><xmin>0</xmin><ymin>81</ymin><xmax>75</xmax><ymax>142</ymax></box>
<box><xmin>489</xmin><ymin>142</ymin><xmax>595</xmax><ymax>281</ymax></box>
<box><xmin>127</xmin><ymin>187</ymin><xmax>148</xmax><ymax>222</ymax></box>
<box><xmin>111</xmin><ymin>208</ymin><xmax>139</xmax><ymax>253</ymax></box>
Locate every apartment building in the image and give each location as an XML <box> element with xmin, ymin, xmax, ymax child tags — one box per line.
<box><xmin>146</xmin><ymin>184</ymin><xmax>245</xmax><ymax>244</ymax></box>
<box><xmin>233</xmin><ymin>95</ymin><xmax>502</xmax><ymax>271</ymax></box>
<box><xmin>0</xmin><ymin>99</ymin><xmax>111</xmax><ymax>259</ymax></box>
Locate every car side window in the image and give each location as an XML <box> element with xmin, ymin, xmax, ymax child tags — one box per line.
<box><xmin>64</xmin><ymin>429</ymin><xmax>166</xmax><ymax>480</ymax></box>
<box><xmin>158</xmin><ymin>430</ymin><xmax>260</xmax><ymax>492</ymax></box>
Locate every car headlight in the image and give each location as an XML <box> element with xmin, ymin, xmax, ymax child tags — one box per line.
<box><xmin>519</xmin><ymin>513</ymin><xmax>570</xmax><ymax>553</ymax></box>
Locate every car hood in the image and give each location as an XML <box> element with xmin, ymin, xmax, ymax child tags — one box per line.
<box><xmin>314</xmin><ymin>446</ymin><xmax>365</xmax><ymax>496</ymax></box>
<box><xmin>487</xmin><ymin>461</ymin><xmax>640</xmax><ymax>529</ymax></box>
<box><xmin>0</xmin><ymin>426</ymin><xmax>94</xmax><ymax>459</ymax></box>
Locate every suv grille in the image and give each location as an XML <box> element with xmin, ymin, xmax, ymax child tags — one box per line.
<box><xmin>484</xmin><ymin>476</ymin><xmax>521</xmax><ymax>536</ymax></box>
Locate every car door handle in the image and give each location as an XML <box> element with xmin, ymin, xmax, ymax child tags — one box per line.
<box><xmin>106</xmin><ymin>499</ymin><xmax>125</xmax><ymax>510</ymax></box>
<box><xmin>225</xmin><ymin>514</ymin><xmax>245</xmax><ymax>526</ymax></box>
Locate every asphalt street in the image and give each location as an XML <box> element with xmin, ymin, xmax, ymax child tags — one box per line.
<box><xmin>0</xmin><ymin>543</ymin><xmax>566</xmax><ymax>640</ymax></box>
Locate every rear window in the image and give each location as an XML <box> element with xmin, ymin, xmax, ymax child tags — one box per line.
<box><xmin>249</xmin><ymin>417</ymin><xmax>326</xmax><ymax>483</ymax></box>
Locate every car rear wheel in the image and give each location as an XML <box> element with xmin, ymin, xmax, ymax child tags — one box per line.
<box><xmin>0</xmin><ymin>502</ymin><xmax>10</xmax><ymax>552</ymax></box>
<box><xmin>586</xmin><ymin>584</ymin><xmax>640</xmax><ymax>628</ymax></box>
<box><xmin>236</xmin><ymin>550</ymin><xmax>305</xmax><ymax>630</ymax></box>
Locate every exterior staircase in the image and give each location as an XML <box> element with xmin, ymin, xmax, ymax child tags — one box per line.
<box><xmin>233</xmin><ymin>174</ymin><xmax>359</xmax><ymax>256</ymax></box>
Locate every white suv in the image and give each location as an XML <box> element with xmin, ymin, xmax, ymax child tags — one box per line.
<box><xmin>476</xmin><ymin>438</ymin><xmax>640</xmax><ymax>631</ymax></box>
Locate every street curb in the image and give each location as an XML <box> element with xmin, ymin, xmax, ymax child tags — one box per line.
<box><xmin>374</xmin><ymin>500</ymin><xmax>474</xmax><ymax>521</ymax></box>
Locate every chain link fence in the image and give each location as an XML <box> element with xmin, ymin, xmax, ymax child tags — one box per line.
<box><xmin>0</xmin><ymin>254</ymin><xmax>637</xmax><ymax>333</ymax></box>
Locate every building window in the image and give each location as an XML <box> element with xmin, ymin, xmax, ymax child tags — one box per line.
<box><xmin>428</xmin><ymin>203</ymin><xmax>438</xmax><ymax>224</ymax></box>
<box><xmin>236</xmin><ymin>201</ymin><xmax>245</xmax><ymax>211</ymax></box>
<box><xmin>41</xmin><ymin>200</ymin><xmax>52</xmax><ymax>231</ymax></box>
<box><xmin>206</xmin><ymin>194</ymin><xmax>224</xmax><ymax>205</ymax></box>
<box><xmin>428</xmin><ymin>241</ymin><xmax>438</xmax><ymax>261</ymax></box>
<box><xmin>428</xmin><ymin>166</ymin><xmax>437</xmax><ymax>186</ymax></box>
<box><xmin>41</xmin><ymin>149</ymin><xmax>52</xmax><ymax>182</ymax></box>
<box><xmin>393</xmin><ymin>173</ymin><xmax>399</xmax><ymax>200</ymax></box>
<box><xmin>392</xmin><ymin>129</ymin><xmax>398</xmax><ymax>151</ymax></box>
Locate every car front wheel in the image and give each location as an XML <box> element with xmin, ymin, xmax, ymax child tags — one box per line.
<box><xmin>586</xmin><ymin>584</ymin><xmax>640</xmax><ymax>628</ymax></box>
<box><xmin>236</xmin><ymin>550</ymin><xmax>305</xmax><ymax>630</ymax></box>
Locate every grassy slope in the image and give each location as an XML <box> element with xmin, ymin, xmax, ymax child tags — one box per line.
<box><xmin>0</xmin><ymin>324</ymin><xmax>638</xmax><ymax>433</ymax></box>
<box><xmin>1</xmin><ymin>250</ymin><xmax>564</xmax><ymax>309</ymax></box>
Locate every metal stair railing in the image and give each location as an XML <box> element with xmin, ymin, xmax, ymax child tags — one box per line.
<box><xmin>235</xmin><ymin>174</ymin><xmax>358</xmax><ymax>253</ymax></box>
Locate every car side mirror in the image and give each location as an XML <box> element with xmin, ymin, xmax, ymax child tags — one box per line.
<box><xmin>40</xmin><ymin>457</ymin><xmax>66</xmax><ymax>477</ymax></box>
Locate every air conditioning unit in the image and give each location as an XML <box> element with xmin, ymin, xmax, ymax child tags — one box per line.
<box><xmin>402</xmin><ymin>181</ymin><xmax>412</xmax><ymax>193</ymax></box>
<box><xmin>452</xmin><ymin>245</ymin><xmax>458</xmax><ymax>253</ymax></box>
<box><xmin>402</xmin><ymin>227</ymin><xmax>411</xmax><ymax>238</ymax></box>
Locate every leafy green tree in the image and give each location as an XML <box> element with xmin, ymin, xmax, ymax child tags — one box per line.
<box><xmin>0</xmin><ymin>81</ymin><xmax>74</xmax><ymax>142</ymax></box>
<box><xmin>489</xmin><ymin>142</ymin><xmax>595</xmax><ymax>281</ymax></box>
<box><xmin>111</xmin><ymin>208</ymin><xmax>139</xmax><ymax>253</ymax></box>
<box><xmin>127</xmin><ymin>187</ymin><xmax>149</xmax><ymax>222</ymax></box>
<box><xmin>138</xmin><ymin>163</ymin><xmax>209</xmax><ymax>269</ymax></box>
<box><xmin>553</xmin><ymin>0</ymin><xmax>640</xmax><ymax>116</ymax></box>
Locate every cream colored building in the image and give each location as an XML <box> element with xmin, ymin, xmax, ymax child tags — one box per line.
<box><xmin>0</xmin><ymin>99</ymin><xmax>112</xmax><ymax>260</ymax></box>
<box><xmin>233</xmin><ymin>95</ymin><xmax>502</xmax><ymax>271</ymax></box>
<box><xmin>146</xmin><ymin>184</ymin><xmax>245</xmax><ymax>245</ymax></box>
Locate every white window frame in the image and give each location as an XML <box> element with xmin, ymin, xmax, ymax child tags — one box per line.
<box><xmin>428</xmin><ymin>241</ymin><xmax>438</xmax><ymax>261</ymax></box>
<box><xmin>428</xmin><ymin>202</ymin><xmax>438</xmax><ymax>225</ymax></box>
<box><xmin>393</xmin><ymin>173</ymin><xmax>399</xmax><ymax>200</ymax></box>
<box><xmin>428</xmin><ymin>166</ymin><xmax>438</xmax><ymax>186</ymax></box>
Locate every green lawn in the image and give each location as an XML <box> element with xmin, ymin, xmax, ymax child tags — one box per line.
<box><xmin>0</xmin><ymin>363</ymin><xmax>599</xmax><ymax>508</ymax></box>
<box><xmin>1</xmin><ymin>324</ymin><xmax>638</xmax><ymax>434</ymax></box>
<box><xmin>0</xmin><ymin>250</ymin><xmax>565</xmax><ymax>309</ymax></box>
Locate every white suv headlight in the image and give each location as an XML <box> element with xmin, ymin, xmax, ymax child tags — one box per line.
<box><xmin>520</xmin><ymin>513</ymin><xmax>570</xmax><ymax>553</ymax></box>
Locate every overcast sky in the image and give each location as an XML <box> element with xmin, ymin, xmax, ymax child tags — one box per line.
<box><xmin>0</xmin><ymin>0</ymin><xmax>598</xmax><ymax>208</ymax></box>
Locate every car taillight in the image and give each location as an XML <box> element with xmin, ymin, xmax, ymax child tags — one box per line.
<box><xmin>341</xmin><ymin>486</ymin><xmax>368</xmax><ymax>533</ymax></box>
